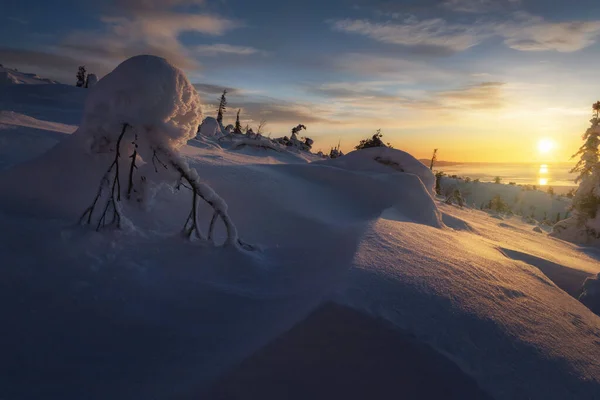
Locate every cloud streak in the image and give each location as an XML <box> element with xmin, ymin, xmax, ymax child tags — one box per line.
<box><xmin>442</xmin><ymin>0</ymin><xmax>520</xmax><ymax>13</ymax></box>
<box><xmin>193</xmin><ymin>44</ymin><xmax>265</xmax><ymax>56</ymax></box>
<box><xmin>60</xmin><ymin>11</ymin><xmax>239</xmax><ymax>70</ymax></box>
<box><xmin>497</xmin><ymin>13</ymin><xmax>600</xmax><ymax>52</ymax></box>
<box><xmin>330</xmin><ymin>17</ymin><xmax>482</xmax><ymax>53</ymax></box>
<box><xmin>330</xmin><ymin>12</ymin><xmax>600</xmax><ymax>54</ymax></box>
<box><xmin>436</xmin><ymin>81</ymin><xmax>506</xmax><ymax>109</ymax></box>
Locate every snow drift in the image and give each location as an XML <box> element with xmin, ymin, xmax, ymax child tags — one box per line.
<box><xmin>318</xmin><ymin>147</ymin><xmax>436</xmax><ymax>196</ymax></box>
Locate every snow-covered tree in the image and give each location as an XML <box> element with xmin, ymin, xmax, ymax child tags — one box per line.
<box><xmin>197</xmin><ymin>117</ymin><xmax>223</xmax><ymax>137</ymax></box>
<box><xmin>329</xmin><ymin>141</ymin><xmax>343</xmax><ymax>159</ymax></box>
<box><xmin>303</xmin><ymin>137</ymin><xmax>314</xmax><ymax>149</ymax></box>
<box><xmin>273</xmin><ymin>124</ymin><xmax>312</xmax><ymax>151</ymax></box>
<box><xmin>552</xmin><ymin>103</ymin><xmax>600</xmax><ymax>243</ymax></box>
<box><xmin>85</xmin><ymin>73</ymin><xmax>98</xmax><ymax>88</ymax></box>
<box><xmin>435</xmin><ymin>171</ymin><xmax>445</xmax><ymax>195</ymax></box>
<box><xmin>77</xmin><ymin>55</ymin><xmax>250</xmax><ymax>249</ymax></box>
<box><xmin>76</xmin><ymin>65</ymin><xmax>86</xmax><ymax>87</ymax></box>
<box><xmin>571</xmin><ymin>101</ymin><xmax>600</xmax><ymax>221</ymax></box>
<box><xmin>234</xmin><ymin>109</ymin><xmax>242</xmax><ymax>134</ymax></box>
<box><xmin>355</xmin><ymin>129</ymin><xmax>391</xmax><ymax>150</ymax></box>
<box><xmin>291</xmin><ymin>124</ymin><xmax>306</xmax><ymax>140</ymax></box>
<box><xmin>216</xmin><ymin>89</ymin><xmax>227</xmax><ymax>125</ymax></box>
<box><xmin>488</xmin><ymin>195</ymin><xmax>509</xmax><ymax>213</ymax></box>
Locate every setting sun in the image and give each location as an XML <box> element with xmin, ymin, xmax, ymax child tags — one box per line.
<box><xmin>537</xmin><ymin>138</ymin><xmax>556</xmax><ymax>154</ymax></box>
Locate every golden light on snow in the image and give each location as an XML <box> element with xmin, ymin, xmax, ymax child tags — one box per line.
<box><xmin>539</xmin><ymin>177</ymin><xmax>548</xmax><ymax>186</ymax></box>
<box><xmin>539</xmin><ymin>164</ymin><xmax>548</xmax><ymax>174</ymax></box>
<box><xmin>537</xmin><ymin>138</ymin><xmax>555</xmax><ymax>154</ymax></box>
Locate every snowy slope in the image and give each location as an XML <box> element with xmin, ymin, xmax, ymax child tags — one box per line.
<box><xmin>1</xmin><ymin>68</ymin><xmax>600</xmax><ymax>400</ymax></box>
<box><xmin>441</xmin><ymin>176</ymin><xmax>572</xmax><ymax>222</ymax></box>
<box><xmin>0</xmin><ymin>66</ymin><xmax>59</xmax><ymax>85</ymax></box>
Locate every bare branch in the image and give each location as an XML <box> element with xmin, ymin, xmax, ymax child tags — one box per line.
<box><xmin>80</xmin><ymin>123</ymin><xmax>129</xmax><ymax>230</ymax></box>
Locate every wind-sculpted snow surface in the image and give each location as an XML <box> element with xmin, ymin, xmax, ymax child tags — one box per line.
<box><xmin>2</xmin><ymin>66</ymin><xmax>600</xmax><ymax>400</ymax></box>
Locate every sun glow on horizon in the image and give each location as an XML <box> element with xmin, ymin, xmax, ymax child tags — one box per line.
<box><xmin>537</xmin><ymin>138</ymin><xmax>556</xmax><ymax>155</ymax></box>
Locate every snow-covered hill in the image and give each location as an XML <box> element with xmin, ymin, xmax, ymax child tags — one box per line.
<box><xmin>0</xmin><ymin>65</ymin><xmax>59</xmax><ymax>85</ymax></box>
<box><xmin>1</xmin><ymin>59</ymin><xmax>600</xmax><ymax>400</ymax></box>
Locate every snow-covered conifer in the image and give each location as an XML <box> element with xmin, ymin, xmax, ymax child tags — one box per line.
<box><xmin>85</xmin><ymin>73</ymin><xmax>98</xmax><ymax>88</ymax></box>
<box><xmin>216</xmin><ymin>89</ymin><xmax>227</xmax><ymax>125</ymax></box>
<box><xmin>552</xmin><ymin>102</ymin><xmax>600</xmax><ymax>243</ymax></box>
<box><xmin>234</xmin><ymin>109</ymin><xmax>242</xmax><ymax>134</ymax></box>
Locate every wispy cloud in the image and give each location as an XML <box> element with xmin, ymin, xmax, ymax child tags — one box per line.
<box><xmin>496</xmin><ymin>13</ymin><xmax>600</xmax><ymax>52</ymax></box>
<box><xmin>60</xmin><ymin>11</ymin><xmax>239</xmax><ymax>70</ymax></box>
<box><xmin>329</xmin><ymin>17</ymin><xmax>482</xmax><ymax>53</ymax></box>
<box><xmin>442</xmin><ymin>0</ymin><xmax>520</xmax><ymax>13</ymax></box>
<box><xmin>193</xmin><ymin>83</ymin><xmax>242</xmax><ymax>95</ymax></box>
<box><xmin>110</xmin><ymin>0</ymin><xmax>206</xmax><ymax>12</ymax></box>
<box><xmin>330</xmin><ymin>12</ymin><xmax>600</xmax><ymax>54</ymax></box>
<box><xmin>302</xmin><ymin>75</ymin><xmax>507</xmax><ymax>121</ymax></box>
<box><xmin>332</xmin><ymin>53</ymin><xmax>461</xmax><ymax>84</ymax></box>
<box><xmin>6</xmin><ymin>17</ymin><xmax>28</xmax><ymax>24</ymax></box>
<box><xmin>193</xmin><ymin>44</ymin><xmax>265</xmax><ymax>56</ymax></box>
<box><xmin>436</xmin><ymin>81</ymin><xmax>506</xmax><ymax>109</ymax></box>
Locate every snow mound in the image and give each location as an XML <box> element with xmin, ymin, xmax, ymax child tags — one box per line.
<box><xmin>198</xmin><ymin>117</ymin><xmax>223</xmax><ymax>138</ymax></box>
<box><xmin>580</xmin><ymin>273</ymin><xmax>600</xmax><ymax>315</ymax></box>
<box><xmin>317</xmin><ymin>147</ymin><xmax>436</xmax><ymax>196</ymax></box>
<box><xmin>0</xmin><ymin>66</ymin><xmax>58</xmax><ymax>85</ymax></box>
<box><xmin>81</xmin><ymin>55</ymin><xmax>202</xmax><ymax>157</ymax></box>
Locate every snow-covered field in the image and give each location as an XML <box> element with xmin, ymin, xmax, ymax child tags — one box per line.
<box><xmin>1</xmin><ymin>61</ymin><xmax>600</xmax><ymax>400</ymax></box>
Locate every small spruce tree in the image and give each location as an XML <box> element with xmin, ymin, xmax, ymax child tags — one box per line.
<box><xmin>435</xmin><ymin>171</ymin><xmax>445</xmax><ymax>195</ymax></box>
<box><xmin>234</xmin><ymin>109</ymin><xmax>242</xmax><ymax>134</ymax></box>
<box><xmin>76</xmin><ymin>65</ymin><xmax>86</xmax><ymax>87</ymax></box>
<box><xmin>430</xmin><ymin>149</ymin><xmax>438</xmax><ymax>171</ymax></box>
<box><xmin>216</xmin><ymin>89</ymin><xmax>227</xmax><ymax>125</ymax></box>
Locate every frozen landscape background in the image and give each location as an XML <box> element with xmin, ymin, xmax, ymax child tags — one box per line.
<box><xmin>435</xmin><ymin>162</ymin><xmax>576</xmax><ymax>189</ymax></box>
<box><xmin>1</xmin><ymin>59</ymin><xmax>600</xmax><ymax>400</ymax></box>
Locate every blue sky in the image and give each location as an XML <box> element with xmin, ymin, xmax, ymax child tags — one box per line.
<box><xmin>3</xmin><ymin>0</ymin><xmax>600</xmax><ymax>161</ymax></box>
